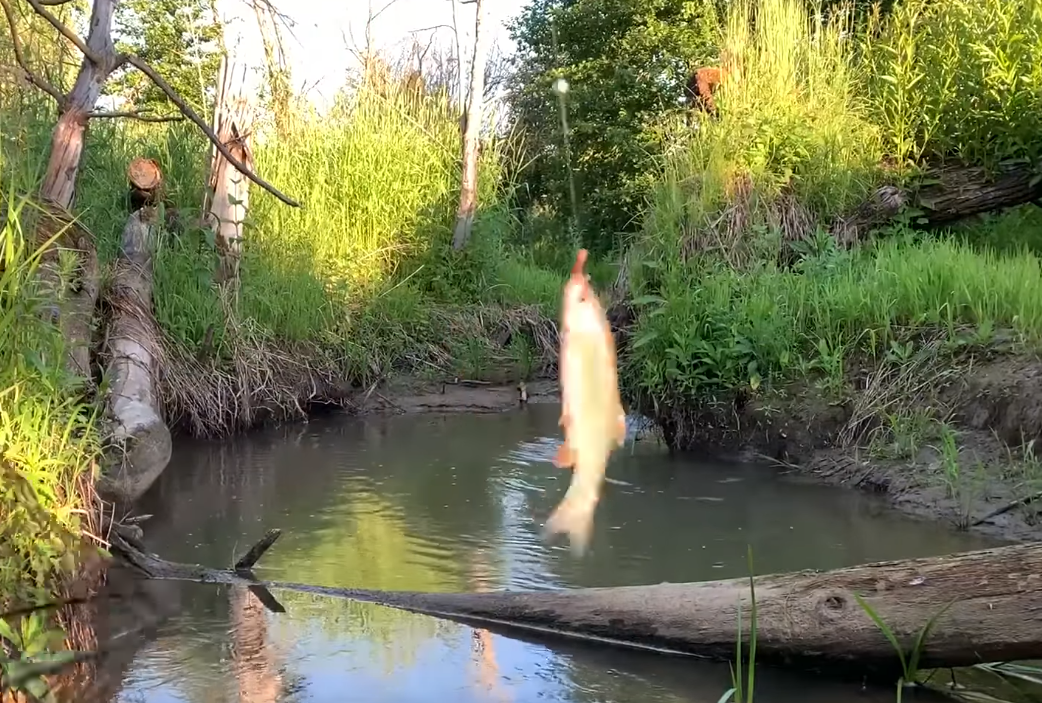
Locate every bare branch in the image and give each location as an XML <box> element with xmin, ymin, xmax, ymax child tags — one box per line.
<box><xmin>370</xmin><ymin>0</ymin><xmax>404</xmax><ymax>23</ymax></box>
<box><xmin>89</xmin><ymin>109</ymin><xmax>184</xmax><ymax>123</ymax></box>
<box><xmin>0</xmin><ymin>0</ymin><xmax>66</xmax><ymax>104</ymax></box>
<box><xmin>36</xmin><ymin>0</ymin><xmax>75</xmax><ymax>4</ymax></box>
<box><xmin>23</xmin><ymin>0</ymin><xmax>99</xmax><ymax>64</ymax></box>
<box><xmin>121</xmin><ymin>54</ymin><xmax>301</xmax><ymax>208</ymax></box>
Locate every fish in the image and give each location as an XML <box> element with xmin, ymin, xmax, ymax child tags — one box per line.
<box><xmin>544</xmin><ymin>248</ymin><xmax>627</xmax><ymax>555</ymax></box>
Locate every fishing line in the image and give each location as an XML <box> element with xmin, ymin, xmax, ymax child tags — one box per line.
<box><xmin>549</xmin><ymin>18</ymin><xmax>581</xmax><ymax>240</ymax></box>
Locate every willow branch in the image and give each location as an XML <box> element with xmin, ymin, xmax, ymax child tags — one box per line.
<box><xmin>23</xmin><ymin>0</ymin><xmax>98</xmax><ymax>64</ymax></box>
<box><xmin>120</xmin><ymin>53</ymin><xmax>301</xmax><ymax>208</ymax></box>
<box><xmin>0</xmin><ymin>0</ymin><xmax>66</xmax><ymax>104</ymax></box>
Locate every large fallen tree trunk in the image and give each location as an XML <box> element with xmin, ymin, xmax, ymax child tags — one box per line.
<box><xmin>108</xmin><ymin>529</ymin><xmax>1042</xmax><ymax>681</ymax></box>
<box><xmin>97</xmin><ymin>158</ymin><xmax>171</xmax><ymax>503</ymax></box>
<box><xmin>832</xmin><ymin>159</ymin><xmax>1042</xmax><ymax>244</ymax></box>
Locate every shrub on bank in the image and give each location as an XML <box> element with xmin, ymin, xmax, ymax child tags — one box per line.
<box><xmin>624</xmin><ymin>224</ymin><xmax>1042</xmax><ymax>409</ymax></box>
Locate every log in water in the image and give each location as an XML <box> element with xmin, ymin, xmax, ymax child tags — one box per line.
<box><xmin>109</xmin><ymin>529</ymin><xmax>1042</xmax><ymax>680</ymax></box>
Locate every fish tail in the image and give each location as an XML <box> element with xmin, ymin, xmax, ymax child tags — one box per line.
<box><xmin>543</xmin><ymin>488</ymin><xmax>597</xmax><ymax>556</ymax></box>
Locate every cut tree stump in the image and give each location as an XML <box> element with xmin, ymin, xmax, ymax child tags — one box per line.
<box><xmin>108</xmin><ymin>529</ymin><xmax>1042</xmax><ymax>681</ymax></box>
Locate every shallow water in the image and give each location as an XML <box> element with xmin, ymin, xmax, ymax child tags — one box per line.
<box><xmin>108</xmin><ymin>403</ymin><xmax>1000</xmax><ymax>703</ymax></box>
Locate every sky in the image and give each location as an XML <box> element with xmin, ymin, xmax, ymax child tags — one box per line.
<box><xmin>215</xmin><ymin>0</ymin><xmax>522</xmax><ymax>110</ymax></box>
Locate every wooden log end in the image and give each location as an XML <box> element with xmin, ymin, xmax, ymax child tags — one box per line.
<box><xmin>127</xmin><ymin>157</ymin><xmax>163</xmax><ymax>192</ymax></box>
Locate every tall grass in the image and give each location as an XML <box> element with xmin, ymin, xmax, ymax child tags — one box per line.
<box><xmin>627</xmin><ymin>0</ymin><xmax>1042</xmax><ymax>419</ymax></box>
<box><xmin>642</xmin><ymin>0</ymin><xmax>883</xmax><ymax>268</ymax></box>
<box><xmin>0</xmin><ymin>195</ymin><xmax>101</xmax><ymax>606</ymax></box>
<box><xmin>860</xmin><ymin>0</ymin><xmax>1042</xmax><ymax>166</ymax></box>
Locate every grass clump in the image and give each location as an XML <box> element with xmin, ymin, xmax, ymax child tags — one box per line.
<box><xmin>860</xmin><ymin>0</ymin><xmax>1042</xmax><ymax>166</ymax></box>
<box><xmin>643</xmin><ymin>0</ymin><xmax>884</xmax><ymax>270</ymax></box>
<box><xmin>0</xmin><ymin>195</ymin><xmax>101</xmax><ymax>610</ymax></box>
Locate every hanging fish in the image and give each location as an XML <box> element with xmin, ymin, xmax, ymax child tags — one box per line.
<box><xmin>544</xmin><ymin>249</ymin><xmax>627</xmax><ymax>555</ymax></box>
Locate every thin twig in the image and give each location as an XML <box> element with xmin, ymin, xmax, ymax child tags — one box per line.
<box><xmin>23</xmin><ymin>0</ymin><xmax>97</xmax><ymax>63</ymax></box>
<box><xmin>972</xmin><ymin>490</ymin><xmax>1042</xmax><ymax>527</ymax></box>
<box><xmin>89</xmin><ymin>109</ymin><xmax>184</xmax><ymax>122</ymax></box>
<box><xmin>0</xmin><ymin>0</ymin><xmax>66</xmax><ymax>104</ymax></box>
<box><xmin>120</xmin><ymin>54</ymin><xmax>300</xmax><ymax>207</ymax></box>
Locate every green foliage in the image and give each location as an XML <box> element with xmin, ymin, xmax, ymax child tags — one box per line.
<box><xmin>506</xmin><ymin>0</ymin><xmax>721</xmax><ymax>253</ymax></box>
<box><xmin>860</xmin><ymin>0</ymin><xmax>1042</xmax><ymax>166</ymax></box>
<box><xmin>111</xmin><ymin>0</ymin><xmax>223</xmax><ymax>115</ymax></box>
<box><xmin>625</xmin><ymin>219</ymin><xmax>1042</xmax><ymax>412</ymax></box>
<box><xmin>0</xmin><ymin>609</ymin><xmax>76</xmax><ymax>702</ymax></box>
<box><xmin>0</xmin><ymin>195</ymin><xmax>101</xmax><ymax>606</ymax></box>
<box><xmin>854</xmin><ymin>593</ymin><xmax>956</xmax><ymax>702</ymax></box>
<box><xmin>626</xmin><ymin>0</ymin><xmax>1042</xmax><ymax>429</ymax></box>
<box><xmin>641</xmin><ymin>0</ymin><xmax>883</xmax><ymax>270</ymax></box>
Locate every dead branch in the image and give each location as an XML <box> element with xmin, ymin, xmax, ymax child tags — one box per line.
<box><xmin>89</xmin><ymin>108</ymin><xmax>184</xmax><ymax>122</ymax></box>
<box><xmin>119</xmin><ymin>54</ymin><xmax>299</xmax><ymax>207</ymax></box>
<box><xmin>234</xmin><ymin>528</ymin><xmax>281</xmax><ymax>569</ymax></box>
<box><xmin>0</xmin><ymin>0</ymin><xmax>65</xmax><ymax>103</ymax></box>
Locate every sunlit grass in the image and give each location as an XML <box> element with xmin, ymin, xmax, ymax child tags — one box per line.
<box><xmin>0</xmin><ymin>195</ymin><xmax>101</xmax><ymax>606</ymax></box>
<box><xmin>626</xmin><ymin>220</ymin><xmax>1042</xmax><ymax>404</ymax></box>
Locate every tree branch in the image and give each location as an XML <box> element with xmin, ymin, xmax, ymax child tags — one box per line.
<box><xmin>0</xmin><ymin>0</ymin><xmax>66</xmax><ymax>104</ymax></box>
<box><xmin>120</xmin><ymin>53</ymin><xmax>301</xmax><ymax>208</ymax></box>
<box><xmin>89</xmin><ymin>108</ymin><xmax>184</xmax><ymax>123</ymax></box>
<box><xmin>23</xmin><ymin>0</ymin><xmax>99</xmax><ymax>64</ymax></box>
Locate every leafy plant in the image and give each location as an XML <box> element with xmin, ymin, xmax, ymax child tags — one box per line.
<box><xmin>853</xmin><ymin>593</ymin><xmax>956</xmax><ymax>701</ymax></box>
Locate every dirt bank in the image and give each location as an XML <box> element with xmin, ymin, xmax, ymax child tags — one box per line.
<box><xmin>347</xmin><ymin>377</ymin><xmax>560</xmax><ymax>414</ymax></box>
<box><xmin>651</xmin><ymin>351</ymin><xmax>1042</xmax><ymax>543</ymax></box>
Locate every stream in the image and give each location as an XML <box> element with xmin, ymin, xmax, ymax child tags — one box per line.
<box><xmin>106</xmin><ymin>403</ymin><xmax>1002</xmax><ymax>703</ymax></box>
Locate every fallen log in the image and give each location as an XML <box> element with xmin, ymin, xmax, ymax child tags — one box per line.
<box><xmin>831</xmin><ymin>159</ymin><xmax>1042</xmax><ymax>244</ymax></box>
<box><xmin>97</xmin><ymin>171</ymin><xmax>172</xmax><ymax>504</ymax></box>
<box><xmin>108</xmin><ymin>529</ymin><xmax>1042</xmax><ymax>681</ymax></box>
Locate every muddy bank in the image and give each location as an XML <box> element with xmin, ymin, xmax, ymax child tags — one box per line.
<box><xmin>348</xmin><ymin>376</ymin><xmax>559</xmax><ymax>414</ymax></box>
<box><xmin>647</xmin><ymin>352</ymin><xmax>1042</xmax><ymax>543</ymax></box>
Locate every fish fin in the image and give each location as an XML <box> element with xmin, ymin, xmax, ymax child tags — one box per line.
<box><xmin>544</xmin><ymin>491</ymin><xmax>596</xmax><ymax>556</ymax></box>
<box><xmin>615</xmin><ymin>412</ymin><xmax>627</xmax><ymax>446</ymax></box>
<box><xmin>552</xmin><ymin>442</ymin><xmax>576</xmax><ymax>469</ymax></box>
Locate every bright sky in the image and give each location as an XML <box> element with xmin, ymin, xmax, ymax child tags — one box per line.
<box><xmin>216</xmin><ymin>0</ymin><xmax>520</xmax><ymax>110</ymax></box>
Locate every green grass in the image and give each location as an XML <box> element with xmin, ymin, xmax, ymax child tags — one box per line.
<box><xmin>627</xmin><ymin>0</ymin><xmax>1042</xmax><ymax>423</ymax></box>
<box><xmin>625</xmin><ymin>221</ymin><xmax>1042</xmax><ymax>410</ymax></box>
<box><xmin>0</xmin><ymin>194</ymin><xmax>102</xmax><ymax>608</ymax></box>
<box><xmin>642</xmin><ymin>0</ymin><xmax>885</xmax><ymax>269</ymax></box>
<box><xmin>860</xmin><ymin>0</ymin><xmax>1042</xmax><ymax>166</ymax></box>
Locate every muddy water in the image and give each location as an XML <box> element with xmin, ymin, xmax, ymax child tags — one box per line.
<box><xmin>112</xmin><ymin>404</ymin><xmax>1000</xmax><ymax>703</ymax></box>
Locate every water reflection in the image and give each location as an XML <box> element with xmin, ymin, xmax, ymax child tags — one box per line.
<box><xmin>105</xmin><ymin>404</ymin><xmax>1002</xmax><ymax>703</ymax></box>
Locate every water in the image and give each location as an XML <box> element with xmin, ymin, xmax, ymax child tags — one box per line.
<box><xmin>107</xmin><ymin>403</ymin><xmax>999</xmax><ymax>703</ymax></box>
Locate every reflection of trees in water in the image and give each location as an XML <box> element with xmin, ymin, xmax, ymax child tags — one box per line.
<box><xmin>262</xmin><ymin>490</ymin><xmax>468</xmax><ymax>672</ymax></box>
<box><xmin>230</xmin><ymin>586</ymin><xmax>282</xmax><ymax>703</ymax></box>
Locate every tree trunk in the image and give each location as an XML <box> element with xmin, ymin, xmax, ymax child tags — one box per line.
<box><xmin>832</xmin><ymin>159</ymin><xmax>1042</xmax><ymax>244</ymax></box>
<box><xmin>205</xmin><ymin>56</ymin><xmax>254</xmax><ymax>287</ymax></box>
<box><xmin>110</xmin><ymin>531</ymin><xmax>1042</xmax><ymax>681</ymax></box>
<box><xmin>38</xmin><ymin>0</ymin><xmax>119</xmax><ymax>206</ymax></box>
<box><xmin>451</xmin><ymin>0</ymin><xmax>490</xmax><ymax>251</ymax></box>
<box><xmin>32</xmin><ymin>0</ymin><xmax>119</xmax><ymax>378</ymax></box>
<box><xmin>97</xmin><ymin>196</ymin><xmax>171</xmax><ymax>504</ymax></box>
